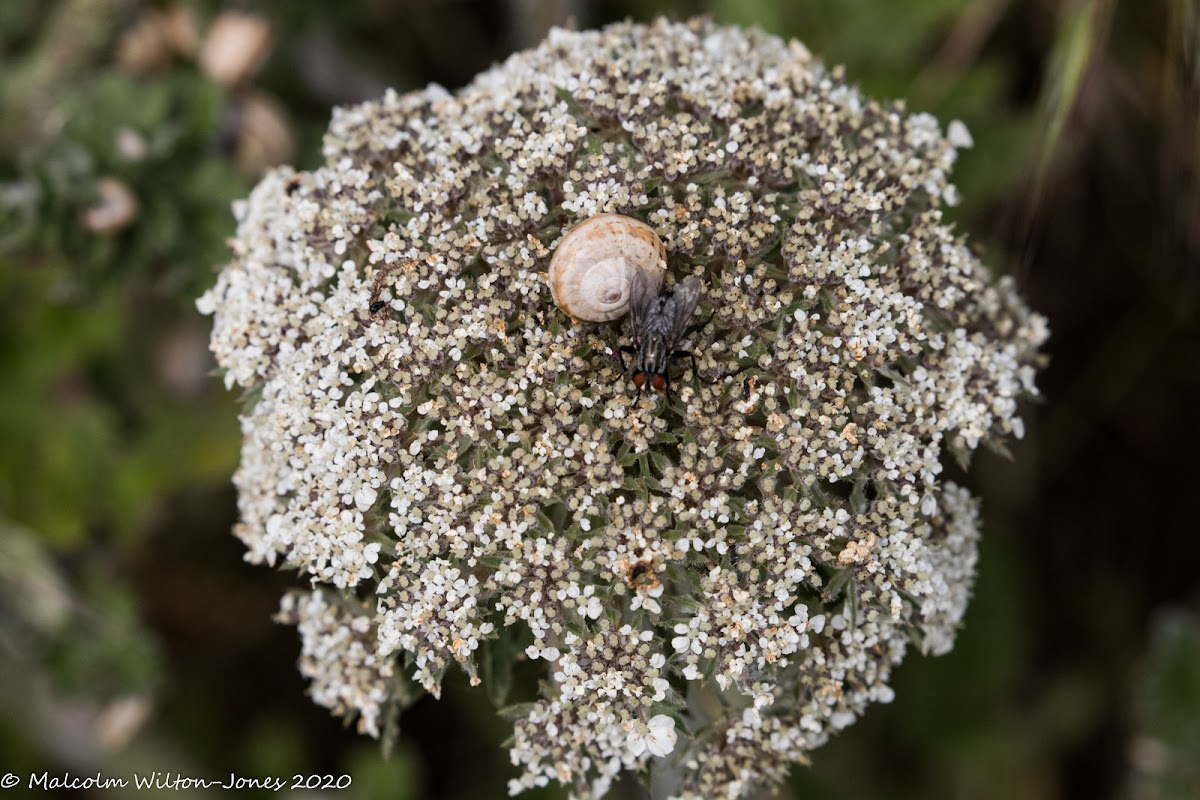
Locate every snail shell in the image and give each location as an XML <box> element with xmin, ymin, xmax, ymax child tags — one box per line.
<box><xmin>549</xmin><ymin>214</ymin><xmax>667</xmax><ymax>322</ymax></box>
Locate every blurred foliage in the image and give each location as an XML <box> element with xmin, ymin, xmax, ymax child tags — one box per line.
<box><xmin>0</xmin><ymin>0</ymin><xmax>1197</xmax><ymax>799</ymax></box>
<box><xmin>0</xmin><ymin>2</ymin><xmax>248</xmax><ymax>548</ymax></box>
<box><xmin>1132</xmin><ymin>610</ymin><xmax>1200</xmax><ymax>800</ymax></box>
<box><xmin>0</xmin><ymin>520</ymin><xmax>160</xmax><ymax>698</ymax></box>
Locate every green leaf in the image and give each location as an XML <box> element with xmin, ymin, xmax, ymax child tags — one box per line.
<box><xmin>482</xmin><ymin>629</ymin><xmax>517</xmax><ymax>708</ymax></box>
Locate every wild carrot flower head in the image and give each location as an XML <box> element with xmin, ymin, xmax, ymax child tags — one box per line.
<box><xmin>199</xmin><ymin>17</ymin><xmax>1047</xmax><ymax>798</ymax></box>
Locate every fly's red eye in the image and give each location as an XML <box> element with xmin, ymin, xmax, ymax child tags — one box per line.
<box><xmin>633</xmin><ymin>372</ymin><xmax>646</xmax><ymax>388</ymax></box>
<box><xmin>650</xmin><ymin>374</ymin><xmax>666</xmax><ymax>392</ymax></box>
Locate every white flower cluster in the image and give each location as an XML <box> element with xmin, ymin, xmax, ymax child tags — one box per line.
<box><xmin>278</xmin><ymin>590</ymin><xmax>393</xmax><ymax>738</ymax></box>
<box><xmin>199</xmin><ymin>18</ymin><xmax>1047</xmax><ymax>799</ymax></box>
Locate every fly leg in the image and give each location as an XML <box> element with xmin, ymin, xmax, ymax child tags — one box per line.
<box><xmin>671</xmin><ymin>349</ymin><xmax>716</xmax><ymax>386</ymax></box>
<box><xmin>670</xmin><ymin>310</ymin><xmax>716</xmax><ymax>396</ymax></box>
<box><xmin>615</xmin><ymin>345</ymin><xmax>637</xmax><ymax>372</ymax></box>
<box><xmin>681</xmin><ymin>310</ymin><xmax>716</xmax><ymax>339</ymax></box>
<box><xmin>614</xmin><ymin>345</ymin><xmax>643</xmax><ymax>397</ymax></box>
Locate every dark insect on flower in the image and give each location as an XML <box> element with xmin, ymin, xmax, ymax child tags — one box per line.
<box><xmin>366</xmin><ymin>258</ymin><xmax>417</xmax><ymax>318</ymax></box>
<box><xmin>616</xmin><ymin>271</ymin><xmax>709</xmax><ymax>400</ymax></box>
<box><xmin>624</xmin><ymin>558</ymin><xmax>660</xmax><ymax>591</ymax></box>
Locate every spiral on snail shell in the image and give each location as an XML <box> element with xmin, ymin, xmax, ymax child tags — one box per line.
<box><xmin>549</xmin><ymin>214</ymin><xmax>667</xmax><ymax>322</ymax></box>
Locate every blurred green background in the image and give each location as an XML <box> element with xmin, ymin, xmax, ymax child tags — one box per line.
<box><xmin>1</xmin><ymin>1</ymin><xmax>1197</xmax><ymax>798</ymax></box>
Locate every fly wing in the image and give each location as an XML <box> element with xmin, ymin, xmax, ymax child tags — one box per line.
<box><xmin>663</xmin><ymin>276</ymin><xmax>703</xmax><ymax>349</ymax></box>
<box><xmin>628</xmin><ymin>267</ymin><xmax>658</xmax><ymax>346</ymax></box>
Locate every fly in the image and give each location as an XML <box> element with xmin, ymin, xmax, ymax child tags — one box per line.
<box><xmin>366</xmin><ymin>257</ymin><xmax>416</xmax><ymax>319</ymax></box>
<box><xmin>616</xmin><ymin>271</ymin><xmax>710</xmax><ymax>401</ymax></box>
